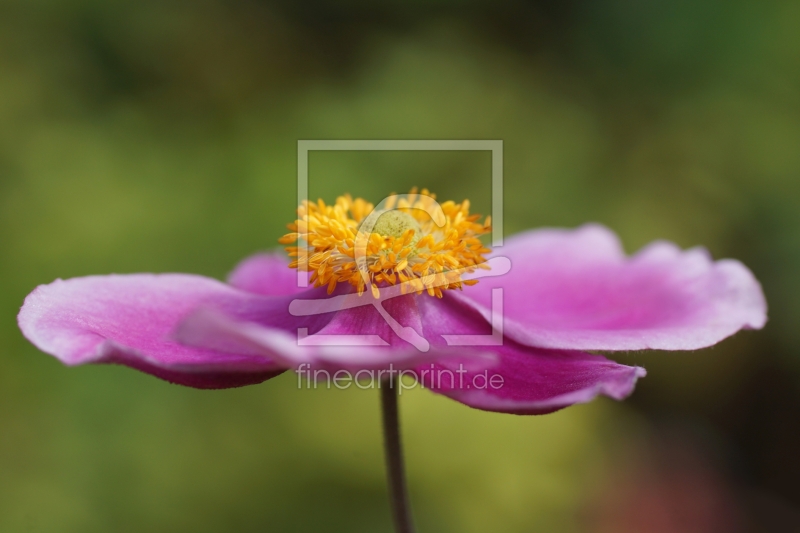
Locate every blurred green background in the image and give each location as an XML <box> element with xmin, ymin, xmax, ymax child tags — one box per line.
<box><xmin>2</xmin><ymin>1</ymin><xmax>799</xmax><ymax>531</ymax></box>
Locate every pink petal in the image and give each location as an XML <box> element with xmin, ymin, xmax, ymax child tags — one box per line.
<box><xmin>414</xmin><ymin>294</ymin><xmax>646</xmax><ymax>414</ymax></box>
<box><xmin>18</xmin><ymin>274</ymin><xmax>286</xmax><ymax>389</ymax></box>
<box><xmin>172</xmin><ymin>267</ymin><xmax>646</xmax><ymax>412</ymax></box>
<box><xmin>227</xmin><ymin>252</ymin><xmax>308</xmax><ymax>296</ymax></box>
<box><xmin>417</xmin><ymin>346</ymin><xmax>646</xmax><ymax>415</ymax></box>
<box><xmin>176</xmin><ymin>293</ymin><xmax>451</xmax><ymax>372</ymax></box>
<box><xmin>457</xmin><ymin>224</ymin><xmax>767</xmax><ymax>351</ymax></box>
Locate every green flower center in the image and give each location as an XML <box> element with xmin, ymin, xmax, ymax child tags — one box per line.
<box><xmin>372</xmin><ymin>211</ymin><xmax>422</xmax><ymax>245</ymax></box>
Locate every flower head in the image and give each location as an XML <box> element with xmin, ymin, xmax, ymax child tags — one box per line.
<box><xmin>17</xmin><ymin>191</ymin><xmax>767</xmax><ymax>414</ymax></box>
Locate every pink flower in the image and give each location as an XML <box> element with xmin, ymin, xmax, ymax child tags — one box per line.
<box><xmin>17</xmin><ymin>192</ymin><xmax>767</xmax><ymax>415</ymax></box>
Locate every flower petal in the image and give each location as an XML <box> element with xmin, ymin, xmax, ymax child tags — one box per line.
<box><xmin>415</xmin><ymin>294</ymin><xmax>646</xmax><ymax>414</ymax></box>
<box><xmin>458</xmin><ymin>224</ymin><xmax>767</xmax><ymax>351</ymax></box>
<box><xmin>418</xmin><ymin>346</ymin><xmax>646</xmax><ymax>415</ymax></box>
<box><xmin>18</xmin><ymin>274</ymin><xmax>287</xmax><ymax>388</ymax></box>
<box><xmin>176</xmin><ymin>292</ymin><xmax>451</xmax><ymax>372</ymax></box>
<box><xmin>227</xmin><ymin>252</ymin><xmax>308</xmax><ymax>296</ymax></box>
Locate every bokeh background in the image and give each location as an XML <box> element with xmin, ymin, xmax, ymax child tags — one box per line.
<box><xmin>2</xmin><ymin>1</ymin><xmax>799</xmax><ymax>531</ymax></box>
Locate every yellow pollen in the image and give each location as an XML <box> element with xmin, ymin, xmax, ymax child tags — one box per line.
<box><xmin>280</xmin><ymin>188</ymin><xmax>492</xmax><ymax>297</ymax></box>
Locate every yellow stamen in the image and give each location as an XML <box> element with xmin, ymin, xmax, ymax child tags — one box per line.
<box><xmin>280</xmin><ymin>189</ymin><xmax>491</xmax><ymax>296</ymax></box>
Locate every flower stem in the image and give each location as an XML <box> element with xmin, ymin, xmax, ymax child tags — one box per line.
<box><xmin>380</xmin><ymin>380</ymin><xmax>416</xmax><ymax>533</ymax></box>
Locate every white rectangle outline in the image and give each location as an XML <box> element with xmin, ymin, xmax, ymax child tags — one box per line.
<box><xmin>296</xmin><ymin>139</ymin><xmax>503</xmax><ymax>289</ymax></box>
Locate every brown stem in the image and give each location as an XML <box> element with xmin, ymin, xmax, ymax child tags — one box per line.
<box><xmin>380</xmin><ymin>380</ymin><xmax>416</xmax><ymax>533</ymax></box>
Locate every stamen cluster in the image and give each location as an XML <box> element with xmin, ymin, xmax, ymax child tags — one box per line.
<box><xmin>280</xmin><ymin>188</ymin><xmax>492</xmax><ymax>298</ymax></box>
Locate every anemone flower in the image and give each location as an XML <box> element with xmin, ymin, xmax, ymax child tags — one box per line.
<box><xmin>18</xmin><ymin>189</ymin><xmax>766</xmax><ymax>533</ymax></box>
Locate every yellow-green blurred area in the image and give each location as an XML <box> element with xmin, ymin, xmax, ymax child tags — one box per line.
<box><xmin>1</xmin><ymin>0</ymin><xmax>799</xmax><ymax>531</ymax></box>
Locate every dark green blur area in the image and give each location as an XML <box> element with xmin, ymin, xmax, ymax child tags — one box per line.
<box><xmin>1</xmin><ymin>0</ymin><xmax>799</xmax><ymax>531</ymax></box>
